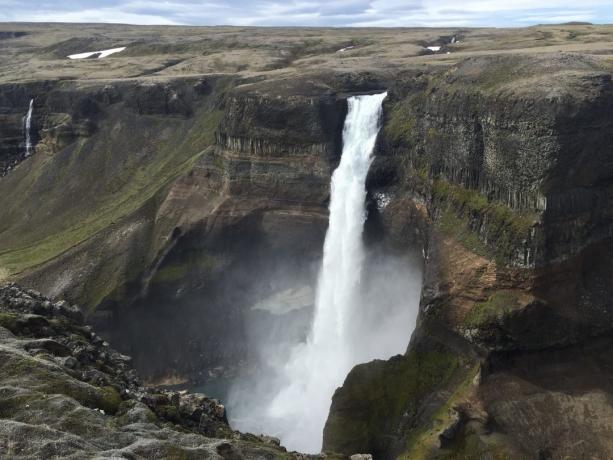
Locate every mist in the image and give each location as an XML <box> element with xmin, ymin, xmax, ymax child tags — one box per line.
<box><xmin>226</xmin><ymin>248</ymin><xmax>422</xmax><ymax>452</ymax></box>
<box><xmin>224</xmin><ymin>94</ymin><xmax>423</xmax><ymax>453</ymax></box>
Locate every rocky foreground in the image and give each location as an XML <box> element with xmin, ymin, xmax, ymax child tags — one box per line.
<box><xmin>0</xmin><ymin>283</ymin><xmax>302</xmax><ymax>459</ymax></box>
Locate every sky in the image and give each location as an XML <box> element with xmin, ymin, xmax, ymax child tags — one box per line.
<box><xmin>1</xmin><ymin>0</ymin><xmax>613</xmax><ymax>27</ymax></box>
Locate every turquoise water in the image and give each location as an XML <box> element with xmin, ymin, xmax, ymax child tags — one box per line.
<box><xmin>162</xmin><ymin>376</ymin><xmax>234</xmax><ymax>403</ymax></box>
<box><xmin>188</xmin><ymin>377</ymin><xmax>234</xmax><ymax>402</ymax></box>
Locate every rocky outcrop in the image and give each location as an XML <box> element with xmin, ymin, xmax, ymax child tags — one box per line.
<box><xmin>0</xmin><ymin>283</ymin><xmax>299</xmax><ymax>458</ymax></box>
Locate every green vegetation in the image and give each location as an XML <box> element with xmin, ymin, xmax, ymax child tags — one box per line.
<box><xmin>433</xmin><ymin>179</ymin><xmax>535</xmax><ymax>263</ymax></box>
<box><xmin>0</xmin><ymin>312</ymin><xmax>19</xmax><ymax>331</ymax></box>
<box><xmin>97</xmin><ymin>386</ymin><xmax>123</xmax><ymax>415</ymax></box>
<box><xmin>265</xmin><ymin>37</ymin><xmax>346</xmax><ymax>69</ymax></box>
<box><xmin>437</xmin><ymin>433</ymin><xmax>513</xmax><ymax>460</ymax></box>
<box><xmin>152</xmin><ymin>252</ymin><xmax>218</xmax><ymax>285</ymax></box>
<box><xmin>426</xmin><ymin>126</ymin><xmax>439</xmax><ymax>140</ymax></box>
<box><xmin>0</xmin><ymin>107</ymin><xmax>223</xmax><ymax>277</ymax></box>
<box><xmin>416</xmin><ymin>164</ymin><xmax>429</xmax><ymax>182</ymax></box>
<box><xmin>0</xmin><ymin>391</ymin><xmax>42</xmax><ymax>418</ymax></box>
<box><xmin>438</xmin><ymin>210</ymin><xmax>490</xmax><ymax>257</ymax></box>
<box><xmin>153</xmin><ymin>265</ymin><xmax>191</xmax><ymax>284</ymax></box>
<box><xmin>401</xmin><ymin>364</ymin><xmax>479</xmax><ymax>459</ymax></box>
<box><xmin>464</xmin><ymin>291</ymin><xmax>520</xmax><ymax>328</ymax></box>
<box><xmin>115</xmin><ymin>400</ymin><xmax>157</xmax><ymax>426</ymax></box>
<box><xmin>0</xmin><ymin>351</ymin><xmax>121</xmax><ymax>416</ymax></box>
<box><xmin>384</xmin><ymin>100</ymin><xmax>416</xmax><ymax>146</ymax></box>
<box><xmin>324</xmin><ymin>350</ymin><xmax>460</xmax><ymax>455</ymax></box>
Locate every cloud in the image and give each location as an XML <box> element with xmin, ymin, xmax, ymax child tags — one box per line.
<box><xmin>0</xmin><ymin>0</ymin><xmax>612</xmax><ymax>26</ymax></box>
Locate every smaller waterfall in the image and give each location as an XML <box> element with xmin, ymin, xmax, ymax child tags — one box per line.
<box><xmin>23</xmin><ymin>99</ymin><xmax>34</xmax><ymax>157</ymax></box>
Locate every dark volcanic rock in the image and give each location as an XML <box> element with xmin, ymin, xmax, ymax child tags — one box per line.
<box><xmin>0</xmin><ymin>284</ymin><xmax>296</xmax><ymax>459</ymax></box>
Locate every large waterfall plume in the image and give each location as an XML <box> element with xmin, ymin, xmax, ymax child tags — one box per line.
<box><xmin>227</xmin><ymin>92</ymin><xmax>421</xmax><ymax>453</ymax></box>
<box><xmin>267</xmin><ymin>92</ymin><xmax>388</xmax><ymax>450</ymax></box>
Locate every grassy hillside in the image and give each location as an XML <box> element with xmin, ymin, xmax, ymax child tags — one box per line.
<box><xmin>0</xmin><ymin>100</ymin><xmax>222</xmax><ymax>277</ymax></box>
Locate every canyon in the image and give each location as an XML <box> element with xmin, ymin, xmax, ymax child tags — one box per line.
<box><xmin>1</xmin><ymin>22</ymin><xmax>613</xmax><ymax>458</ymax></box>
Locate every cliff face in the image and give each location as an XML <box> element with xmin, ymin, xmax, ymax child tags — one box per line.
<box><xmin>3</xmin><ymin>23</ymin><xmax>613</xmax><ymax>460</ymax></box>
<box><xmin>0</xmin><ymin>73</ymin><xmax>348</xmax><ymax>382</ymax></box>
<box><xmin>106</xmin><ymin>84</ymin><xmax>347</xmax><ymax>379</ymax></box>
<box><xmin>324</xmin><ymin>55</ymin><xmax>613</xmax><ymax>458</ymax></box>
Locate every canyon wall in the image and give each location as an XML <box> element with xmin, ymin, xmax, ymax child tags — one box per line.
<box><xmin>2</xmin><ymin>48</ymin><xmax>613</xmax><ymax>458</ymax></box>
<box><xmin>324</xmin><ymin>55</ymin><xmax>613</xmax><ymax>458</ymax></box>
<box><xmin>0</xmin><ymin>75</ymin><xmax>347</xmax><ymax>381</ymax></box>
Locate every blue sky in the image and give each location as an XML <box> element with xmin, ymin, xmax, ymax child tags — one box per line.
<box><xmin>1</xmin><ymin>0</ymin><xmax>613</xmax><ymax>27</ymax></box>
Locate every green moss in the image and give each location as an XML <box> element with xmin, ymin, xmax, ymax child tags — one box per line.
<box><xmin>416</xmin><ymin>165</ymin><xmax>430</xmax><ymax>182</ymax></box>
<box><xmin>160</xmin><ymin>446</ymin><xmax>190</xmax><ymax>460</ymax></box>
<box><xmin>0</xmin><ymin>391</ymin><xmax>42</xmax><ymax>418</ymax></box>
<box><xmin>438</xmin><ymin>433</ymin><xmax>513</xmax><ymax>460</ymax></box>
<box><xmin>96</xmin><ymin>386</ymin><xmax>123</xmax><ymax>415</ymax></box>
<box><xmin>438</xmin><ymin>210</ymin><xmax>489</xmax><ymax>257</ymax></box>
<box><xmin>153</xmin><ymin>265</ymin><xmax>190</xmax><ymax>284</ymax></box>
<box><xmin>384</xmin><ymin>100</ymin><xmax>416</xmax><ymax>146</ymax></box>
<box><xmin>114</xmin><ymin>400</ymin><xmax>158</xmax><ymax>427</ymax></box>
<box><xmin>153</xmin><ymin>253</ymin><xmax>218</xmax><ymax>284</ymax></box>
<box><xmin>0</xmin><ymin>312</ymin><xmax>19</xmax><ymax>332</ymax></box>
<box><xmin>324</xmin><ymin>350</ymin><xmax>459</xmax><ymax>455</ymax></box>
<box><xmin>212</xmin><ymin>153</ymin><xmax>224</xmax><ymax>170</ymax></box>
<box><xmin>464</xmin><ymin>291</ymin><xmax>520</xmax><ymax>328</ymax></box>
<box><xmin>0</xmin><ymin>351</ymin><xmax>125</xmax><ymax>417</ymax></box>
<box><xmin>433</xmin><ymin>180</ymin><xmax>487</xmax><ymax>213</ymax></box>
<box><xmin>426</xmin><ymin>126</ymin><xmax>439</xmax><ymax>140</ymax></box>
<box><xmin>156</xmin><ymin>404</ymin><xmax>181</xmax><ymax>423</ymax></box>
<box><xmin>400</xmin><ymin>364</ymin><xmax>480</xmax><ymax>459</ymax></box>
<box><xmin>0</xmin><ymin>107</ymin><xmax>223</xmax><ymax>277</ymax></box>
<box><xmin>433</xmin><ymin>179</ymin><xmax>535</xmax><ymax>262</ymax></box>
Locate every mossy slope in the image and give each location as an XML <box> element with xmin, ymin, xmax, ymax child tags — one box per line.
<box><xmin>323</xmin><ymin>349</ymin><xmax>464</xmax><ymax>458</ymax></box>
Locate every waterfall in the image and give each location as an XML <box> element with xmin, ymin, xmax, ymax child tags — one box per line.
<box><xmin>266</xmin><ymin>92</ymin><xmax>388</xmax><ymax>452</ymax></box>
<box><xmin>23</xmin><ymin>99</ymin><xmax>34</xmax><ymax>157</ymax></box>
<box><xmin>226</xmin><ymin>90</ymin><xmax>419</xmax><ymax>453</ymax></box>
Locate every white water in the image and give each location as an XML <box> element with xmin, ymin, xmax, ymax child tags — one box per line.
<box><xmin>226</xmin><ymin>91</ymin><xmax>421</xmax><ymax>453</ymax></box>
<box><xmin>24</xmin><ymin>99</ymin><xmax>33</xmax><ymax>157</ymax></box>
<box><xmin>269</xmin><ymin>92</ymin><xmax>387</xmax><ymax>451</ymax></box>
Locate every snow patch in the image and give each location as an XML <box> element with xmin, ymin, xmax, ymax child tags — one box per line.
<box><xmin>427</xmin><ymin>46</ymin><xmax>441</xmax><ymax>52</ymax></box>
<box><xmin>68</xmin><ymin>47</ymin><xmax>126</xmax><ymax>60</ymax></box>
<box><xmin>337</xmin><ymin>45</ymin><xmax>355</xmax><ymax>53</ymax></box>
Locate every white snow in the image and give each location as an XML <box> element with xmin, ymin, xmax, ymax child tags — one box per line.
<box><xmin>427</xmin><ymin>46</ymin><xmax>441</xmax><ymax>52</ymax></box>
<box><xmin>68</xmin><ymin>47</ymin><xmax>126</xmax><ymax>60</ymax></box>
<box><xmin>337</xmin><ymin>45</ymin><xmax>355</xmax><ymax>52</ymax></box>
